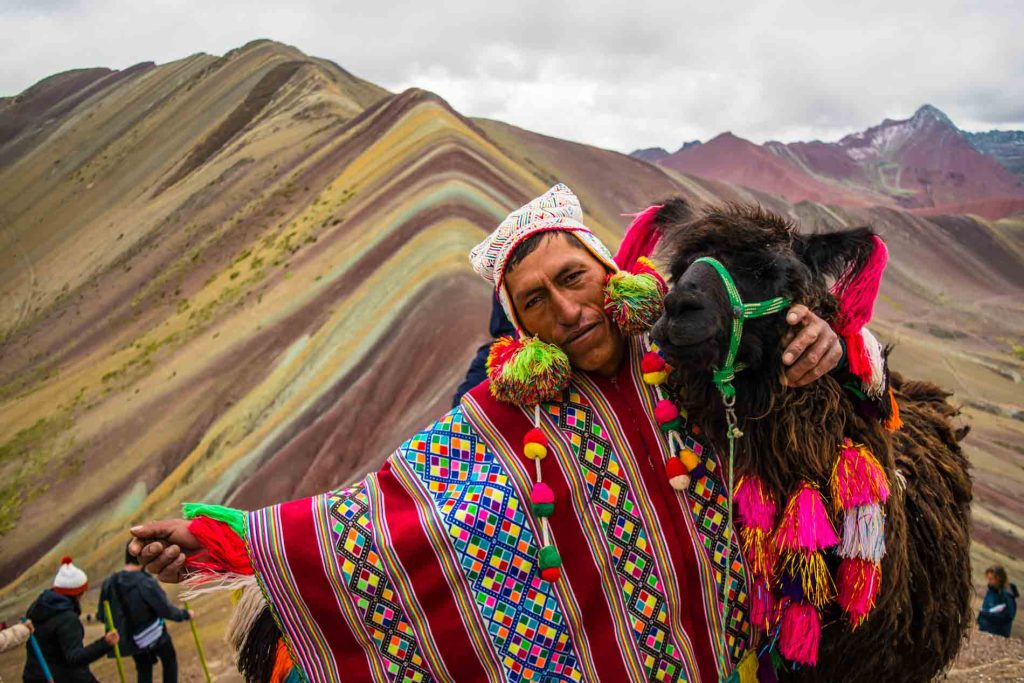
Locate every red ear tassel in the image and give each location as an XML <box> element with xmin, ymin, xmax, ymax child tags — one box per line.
<box><xmin>831</xmin><ymin>236</ymin><xmax>888</xmax><ymax>384</ymax></box>
<box><xmin>614</xmin><ymin>205</ymin><xmax>664</xmax><ymax>271</ymax></box>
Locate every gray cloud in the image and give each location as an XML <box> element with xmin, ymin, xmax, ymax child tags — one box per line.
<box><xmin>1</xmin><ymin>0</ymin><xmax>1021</xmax><ymax>152</ymax></box>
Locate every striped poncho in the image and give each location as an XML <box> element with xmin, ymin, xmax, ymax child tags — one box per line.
<box><xmin>185</xmin><ymin>336</ymin><xmax>754</xmax><ymax>682</ymax></box>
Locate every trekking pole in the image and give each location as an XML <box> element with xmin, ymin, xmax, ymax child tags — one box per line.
<box><xmin>184</xmin><ymin>600</ymin><xmax>213</xmax><ymax>683</ymax></box>
<box><xmin>23</xmin><ymin>618</ymin><xmax>54</xmax><ymax>683</ymax></box>
<box><xmin>102</xmin><ymin>600</ymin><xmax>127</xmax><ymax>683</ymax></box>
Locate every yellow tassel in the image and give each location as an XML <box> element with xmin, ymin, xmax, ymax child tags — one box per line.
<box><xmin>781</xmin><ymin>550</ymin><xmax>835</xmax><ymax>609</ymax></box>
<box><xmin>741</xmin><ymin>527</ymin><xmax>777</xmax><ymax>579</ymax></box>
<box><xmin>643</xmin><ymin>370</ymin><xmax>668</xmax><ymax>385</ymax></box>
<box><xmin>737</xmin><ymin>649</ymin><xmax>759</xmax><ymax>683</ymax></box>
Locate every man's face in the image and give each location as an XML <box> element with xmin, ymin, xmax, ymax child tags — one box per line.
<box><xmin>504</xmin><ymin>232</ymin><xmax>623</xmax><ymax>375</ymax></box>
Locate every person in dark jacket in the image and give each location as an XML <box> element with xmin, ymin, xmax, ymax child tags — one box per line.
<box><xmin>451</xmin><ymin>294</ymin><xmax>515</xmax><ymax>407</ymax></box>
<box><xmin>23</xmin><ymin>556</ymin><xmax>118</xmax><ymax>683</ymax></box>
<box><xmin>978</xmin><ymin>565</ymin><xmax>1017</xmax><ymax>637</ymax></box>
<box><xmin>96</xmin><ymin>543</ymin><xmax>194</xmax><ymax>683</ymax></box>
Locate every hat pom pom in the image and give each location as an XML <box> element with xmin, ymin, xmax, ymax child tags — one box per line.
<box><xmin>61</xmin><ymin>555</ymin><xmax>73</xmax><ymax>565</ymax></box>
<box><xmin>603</xmin><ymin>257</ymin><xmax>667</xmax><ymax>335</ymax></box>
<box><xmin>487</xmin><ymin>336</ymin><xmax>571</xmax><ymax>405</ymax></box>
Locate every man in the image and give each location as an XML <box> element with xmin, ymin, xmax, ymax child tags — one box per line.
<box><xmin>977</xmin><ymin>565</ymin><xmax>1017</xmax><ymax>638</ymax></box>
<box><xmin>23</xmin><ymin>557</ymin><xmax>119</xmax><ymax>683</ymax></box>
<box><xmin>97</xmin><ymin>544</ymin><xmax>194</xmax><ymax>682</ymax></box>
<box><xmin>129</xmin><ymin>185</ymin><xmax>849</xmax><ymax>682</ymax></box>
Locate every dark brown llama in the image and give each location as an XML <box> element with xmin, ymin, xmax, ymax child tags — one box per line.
<box><xmin>648</xmin><ymin>200</ymin><xmax>972</xmax><ymax>683</ymax></box>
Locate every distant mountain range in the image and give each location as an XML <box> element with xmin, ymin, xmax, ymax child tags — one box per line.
<box><xmin>631</xmin><ymin>105</ymin><xmax>1024</xmax><ymax>219</ymax></box>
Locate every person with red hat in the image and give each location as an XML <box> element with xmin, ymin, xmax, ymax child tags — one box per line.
<box><xmin>22</xmin><ymin>556</ymin><xmax>119</xmax><ymax>683</ymax></box>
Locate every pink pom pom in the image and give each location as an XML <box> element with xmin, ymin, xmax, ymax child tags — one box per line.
<box><xmin>641</xmin><ymin>352</ymin><xmax>666</xmax><ymax>373</ymax></box>
<box><xmin>654</xmin><ymin>399</ymin><xmax>679</xmax><ymax>424</ymax></box>
<box><xmin>774</xmin><ymin>482</ymin><xmax>839</xmax><ymax>553</ymax></box>
<box><xmin>779</xmin><ymin>600</ymin><xmax>821</xmax><ymax>666</ymax></box>
<box><xmin>836</xmin><ymin>557</ymin><xmax>881</xmax><ymax>627</ymax></box>
<box><xmin>531</xmin><ymin>482</ymin><xmax>555</xmax><ymax>505</ymax></box>
<box><xmin>734</xmin><ymin>476</ymin><xmax>777</xmax><ymax>531</ymax></box>
<box><xmin>831</xmin><ymin>441</ymin><xmax>890</xmax><ymax>510</ymax></box>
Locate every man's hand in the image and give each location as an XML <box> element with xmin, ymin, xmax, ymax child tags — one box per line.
<box><xmin>128</xmin><ymin>519</ymin><xmax>202</xmax><ymax>583</ymax></box>
<box><xmin>24</xmin><ymin>619</ymin><xmax>33</xmax><ymax>633</ymax></box>
<box><xmin>781</xmin><ymin>305</ymin><xmax>842</xmax><ymax>387</ymax></box>
<box><xmin>103</xmin><ymin>630</ymin><xmax>120</xmax><ymax>646</ymax></box>
<box><xmin>187</xmin><ymin>609</ymin><xmax>196</xmax><ymax>620</ymax></box>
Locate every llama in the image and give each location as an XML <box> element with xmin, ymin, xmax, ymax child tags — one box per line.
<box><xmin>649</xmin><ymin>200</ymin><xmax>972</xmax><ymax>683</ymax></box>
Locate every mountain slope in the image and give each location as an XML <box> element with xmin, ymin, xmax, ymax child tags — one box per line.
<box><xmin>0</xmin><ymin>42</ymin><xmax>1021</xmax><ymax>622</ymax></box>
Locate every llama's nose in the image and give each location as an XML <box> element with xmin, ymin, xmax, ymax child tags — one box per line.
<box><xmin>663</xmin><ymin>288</ymin><xmax>705</xmax><ymax>318</ymax></box>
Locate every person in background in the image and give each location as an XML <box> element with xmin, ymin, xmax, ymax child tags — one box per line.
<box><xmin>978</xmin><ymin>565</ymin><xmax>1017</xmax><ymax>637</ymax></box>
<box><xmin>97</xmin><ymin>543</ymin><xmax>194</xmax><ymax>683</ymax></box>
<box><xmin>23</xmin><ymin>556</ymin><xmax>119</xmax><ymax>683</ymax></box>
<box><xmin>0</xmin><ymin>619</ymin><xmax>32</xmax><ymax>653</ymax></box>
<box><xmin>451</xmin><ymin>294</ymin><xmax>515</xmax><ymax>407</ymax></box>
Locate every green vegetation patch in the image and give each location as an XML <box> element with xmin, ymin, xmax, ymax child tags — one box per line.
<box><xmin>0</xmin><ymin>409</ymin><xmax>76</xmax><ymax>534</ymax></box>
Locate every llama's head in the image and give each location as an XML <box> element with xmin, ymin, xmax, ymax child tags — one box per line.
<box><xmin>650</xmin><ymin>200</ymin><xmax>878</xmax><ymax>421</ymax></box>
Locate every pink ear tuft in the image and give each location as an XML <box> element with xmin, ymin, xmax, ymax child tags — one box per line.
<box><xmin>614</xmin><ymin>205</ymin><xmax>664</xmax><ymax>271</ymax></box>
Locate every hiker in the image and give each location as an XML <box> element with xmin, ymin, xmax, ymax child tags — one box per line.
<box><xmin>23</xmin><ymin>557</ymin><xmax>119</xmax><ymax>683</ymax></box>
<box><xmin>0</xmin><ymin>619</ymin><xmax>32</xmax><ymax>653</ymax></box>
<box><xmin>978</xmin><ymin>565</ymin><xmax>1017</xmax><ymax>637</ymax></box>
<box><xmin>96</xmin><ymin>543</ymin><xmax>194</xmax><ymax>683</ymax></box>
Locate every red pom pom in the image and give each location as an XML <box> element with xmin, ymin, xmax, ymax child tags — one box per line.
<box><xmin>523</xmin><ymin>428</ymin><xmax>548</xmax><ymax>447</ymax></box>
<box><xmin>653</xmin><ymin>399</ymin><xmax>679</xmax><ymax>424</ymax></box>
<box><xmin>641</xmin><ymin>352</ymin><xmax>666</xmax><ymax>374</ymax></box>
<box><xmin>665</xmin><ymin>456</ymin><xmax>689</xmax><ymax>479</ymax></box>
<box><xmin>61</xmin><ymin>555</ymin><xmax>73</xmax><ymax>565</ymax></box>
<box><xmin>540</xmin><ymin>566</ymin><xmax>562</xmax><ymax>582</ymax></box>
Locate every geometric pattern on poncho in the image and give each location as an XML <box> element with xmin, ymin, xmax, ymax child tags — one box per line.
<box><xmin>678</xmin><ymin>430</ymin><xmax>751</xmax><ymax>661</ymax></box>
<box><xmin>546</xmin><ymin>389</ymin><xmax>690</xmax><ymax>682</ymax></box>
<box><xmin>396</xmin><ymin>409</ymin><xmax>584</xmax><ymax>682</ymax></box>
<box><xmin>328</xmin><ymin>483</ymin><xmax>434</xmax><ymax>683</ymax></box>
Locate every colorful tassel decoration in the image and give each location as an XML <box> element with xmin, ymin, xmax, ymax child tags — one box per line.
<box><xmin>734</xmin><ymin>476</ymin><xmax>777</xmax><ymax>531</ymax></box>
<box><xmin>830</xmin><ymin>440</ymin><xmax>890</xmax><ymax>511</ymax></box>
<box><xmin>884</xmin><ymin>386</ymin><xmax>903</xmax><ymax>432</ymax></box>
<box><xmin>775</xmin><ymin>483</ymin><xmax>838</xmax><ymax>608</ymax></box>
<box><xmin>830</xmin><ymin>235</ymin><xmax>888</xmax><ymax>385</ymax></box>
<box><xmin>749</xmin><ymin>576</ymin><xmax>776</xmax><ymax>628</ymax></box>
<box><xmin>741</xmin><ymin>527</ymin><xmax>778</xmax><ymax>580</ymax></box>
<box><xmin>775</xmin><ymin>483</ymin><xmax>840</xmax><ymax>553</ymax></box>
<box><xmin>779</xmin><ymin>600</ymin><xmax>821</xmax><ymax>666</ymax></box>
<box><xmin>603</xmin><ymin>256</ymin><xmax>668</xmax><ymax>335</ymax></box>
<box><xmin>487</xmin><ymin>336</ymin><xmax>571</xmax><ymax>405</ymax></box>
<box><xmin>837</xmin><ymin>503</ymin><xmax>886</xmax><ymax>563</ymax></box>
<box><xmin>523</xmin><ymin>428</ymin><xmax>549</xmax><ymax>461</ymax></box>
<box><xmin>836</xmin><ymin>557</ymin><xmax>881</xmax><ymax>627</ymax></box>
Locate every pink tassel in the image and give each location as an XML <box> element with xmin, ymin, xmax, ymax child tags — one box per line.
<box><xmin>831</xmin><ymin>236</ymin><xmax>888</xmax><ymax>383</ymax></box>
<box><xmin>831</xmin><ymin>441</ymin><xmax>890</xmax><ymax>510</ymax></box>
<box><xmin>734</xmin><ymin>476</ymin><xmax>777</xmax><ymax>531</ymax></box>
<box><xmin>613</xmin><ymin>205</ymin><xmax>664</xmax><ymax>271</ymax></box>
<box><xmin>779</xmin><ymin>600</ymin><xmax>821</xmax><ymax>666</ymax></box>
<box><xmin>836</xmin><ymin>557</ymin><xmax>881</xmax><ymax>627</ymax></box>
<box><xmin>774</xmin><ymin>483</ymin><xmax>839</xmax><ymax>553</ymax></box>
<box><xmin>749</xmin><ymin>576</ymin><xmax>776</xmax><ymax>629</ymax></box>
<box><xmin>741</xmin><ymin>527</ymin><xmax>778</xmax><ymax>580</ymax></box>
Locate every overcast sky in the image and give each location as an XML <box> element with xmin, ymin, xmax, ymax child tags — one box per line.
<box><xmin>1</xmin><ymin>0</ymin><xmax>1021</xmax><ymax>153</ymax></box>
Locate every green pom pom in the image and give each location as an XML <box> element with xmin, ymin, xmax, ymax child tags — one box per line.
<box><xmin>532</xmin><ymin>502</ymin><xmax>555</xmax><ymax>517</ymax></box>
<box><xmin>604</xmin><ymin>271</ymin><xmax>666</xmax><ymax>335</ymax></box>
<box><xmin>490</xmin><ymin>336</ymin><xmax>571</xmax><ymax>405</ymax></box>
<box><xmin>659</xmin><ymin>417</ymin><xmax>683</xmax><ymax>433</ymax></box>
<box><xmin>538</xmin><ymin>544</ymin><xmax>562</xmax><ymax>569</ymax></box>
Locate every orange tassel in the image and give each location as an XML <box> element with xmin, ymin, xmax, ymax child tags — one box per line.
<box><xmin>270</xmin><ymin>638</ymin><xmax>293</xmax><ymax>683</ymax></box>
<box><xmin>884</xmin><ymin>387</ymin><xmax>902</xmax><ymax>431</ymax></box>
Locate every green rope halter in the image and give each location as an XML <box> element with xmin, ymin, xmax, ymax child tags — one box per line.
<box><xmin>691</xmin><ymin>256</ymin><xmax>790</xmax><ymax>680</ymax></box>
<box><xmin>692</xmin><ymin>256</ymin><xmax>791</xmax><ymax>403</ymax></box>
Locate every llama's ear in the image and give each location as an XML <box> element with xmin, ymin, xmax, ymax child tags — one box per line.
<box><xmin>794</xmin><ymin>227</ymin><xmax>877</xmax><ymax>280</ymax></box>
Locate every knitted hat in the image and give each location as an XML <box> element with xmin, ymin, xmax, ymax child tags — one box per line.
<box><xmin>470</xmin><ymin>183</ymin><xmax>618</xmax><ymax>334</ymax></box>
<box><xmin>53</xmin><ymin>556</ymin><xmax>88</xmax><ymax>596</ymax></box>
<box><xmin>470</xmin><ymin>184</ymin><xmax>667</xmax><ymax>404</ymax></box>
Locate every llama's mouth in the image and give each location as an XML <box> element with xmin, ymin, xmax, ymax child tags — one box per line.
<box><xmin>651</xmin><ymin>319</ymin><xmax>713</xmax><ymax>352</ymax></box>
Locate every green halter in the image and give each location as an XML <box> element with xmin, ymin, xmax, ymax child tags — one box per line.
<box><xmin>692</xmin><ymin>256</ymin><xmax>791</xmax><ymax>403</ymax></box>
<box><xmin>690</xmin><ymin>256</ymin><xmax>790</xmax><ymax>681</ymax></box>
